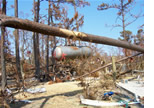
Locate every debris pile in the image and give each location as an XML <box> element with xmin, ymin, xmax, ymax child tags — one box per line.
<box><xmin>78</xmin><ymin>53</ymin><xmax>144</xmax><ymax>107</ymax></box>
<box><xmin>82</xmin><ymin>75</ymin><xmax>114</xmax><ymax>101</ymax></box>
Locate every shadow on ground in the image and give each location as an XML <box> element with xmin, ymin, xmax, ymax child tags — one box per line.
<box><xmin>9</xmin><ymin>89</ymin><xmax>83</xmax><ymax>108</ymax></box>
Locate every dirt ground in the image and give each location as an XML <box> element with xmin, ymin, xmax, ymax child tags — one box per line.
<box><xmin>9</xmin><ymin>81</ymin><xmax>142</xmax><ymax>108</ymax></box>
<box><xmin>11</xmin><ymin>81</ymin><xmax>90</xmax><ymax>108</ymax></box>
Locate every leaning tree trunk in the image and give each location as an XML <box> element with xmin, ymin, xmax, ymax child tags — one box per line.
<box><xmin>0</xmin><ymin>15</ymin><xmax>144</xmax><ymax>53</ymax></box>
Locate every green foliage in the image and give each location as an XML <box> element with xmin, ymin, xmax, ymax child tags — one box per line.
<box><xmin>134</xmin><ymin>29</ymin><xmax>144</xmax><ymax>46</ymax></box>
<box><xmin>118</xmin><ymin>30</ymin><xmax>133</xmax><ymax>43</ymax></box>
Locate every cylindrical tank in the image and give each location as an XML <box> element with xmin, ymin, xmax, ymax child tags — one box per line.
<box><xmin>52</xmin><ymin>46</ymin><xmax>92</xmax><ymax>60</ymax></box>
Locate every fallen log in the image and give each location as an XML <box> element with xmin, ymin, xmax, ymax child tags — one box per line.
<box><xmin>116</xmin><ymin>69</ymin><xmax>132</xmax><ymax>79</ymax></box>
<box><xmin>72</xmin><ymin>53</ymin><xmax>143</xmax><ymax>80</ymax></box>
<box><xmin>0</xmin><ymin>15</ymin><xmax>144</xmax><ymax>52</ymax></box>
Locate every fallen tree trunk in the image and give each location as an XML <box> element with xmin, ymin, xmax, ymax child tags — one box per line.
<box><xmin>0</xmin><ymin>15</ymin><xmax>144</xmax><ymax>52</ymax></box>
<box><xmin>72</xmin><ymin>53</ymin><xmax>143</xmax><ymax>80</ymax></box>
<box><xmin>116</xmin><ymin>69</ymin><xmax>132</xmax><ymax>79</ymax></box>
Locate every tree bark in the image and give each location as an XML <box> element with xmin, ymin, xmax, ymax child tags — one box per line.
<box><xmin>35</xmin><ymin>0</ymin><xmax>40</xmax><ymax>78</ymax></box>
<box><xmin>112</xmin><ymin>56</ymin><xmax>116</xmax><ymax>84</ymax></box>
<box><xmin>32</xmin><ymin>0</ymin><xmax>36</xmax><ymax>67</ymax></box>
<box><xmin>0</xmin><ymin>15</ymin><xmax>144</xmax><ymax>53</ymax></box>
<box><xmin>45</xmin><ymin>0</ymin><xmax>50</xmax><ymax>78</ymax></box>
<box><xmin>33</xmin><ymin>0</ymin><xmax>38</xmax><ymax>77</ymax></box>
<box><xmin>20</xmin><ymin>30</ymin><xmax>25</xmax><ymax>80</ymax></box>
<box><xmin>121</xmin><ymin>0</ymin><xmax>126</xmax><ymax>41</ymax></box>
<box><xmin>1</xmin><ymin>0</ymin><xmax>7</xmax><ymax>92</ymax></box>
<box><xmin>32</xmin><ymin>0</ymin><xmax>40</xmax><ymax>78</ymax></box>
<box><xmin>15</xmin><ymin>0</ymin><xmax>23</xmax><ymax>83</ymax></box>
<box><xmin>50</xmin><ymin>2</ymin><xmax>56</xmax><ymax>46</ymax></box>
<box><xmin>121</xmin><ymin>0</ymin><xmax>126</xmax><ymax>56</ymax></box>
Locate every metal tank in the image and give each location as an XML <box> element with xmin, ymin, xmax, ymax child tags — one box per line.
<box><xmin>52</xmin><ymin>46</ymin><xmax>92</xmax><ymax>60</ymax></box>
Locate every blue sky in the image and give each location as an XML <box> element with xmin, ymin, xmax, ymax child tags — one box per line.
<box><xmin>6</xmin><ymin>0</ymin><xmax>144</xmax><ymax>55</ymax></box>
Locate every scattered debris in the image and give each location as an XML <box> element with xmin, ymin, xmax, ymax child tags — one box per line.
<box><xmin>103</xmin><ymin>91</ymin><xmax>114</xmax><ymax>100</ymax></box>
<box><xmin>117</xmin><ymin>79</ymin><xmax>144</xmax><ymax>106</ymax></box>
<box><xmin>48</xmin><ymin>80</ymin><xmax>54</xmax><ymax>85</ymax></box>
<box><xmin>6</xmin><ymin>89</ymin><xmax>12</xmax><ymax>95</ymax></box>
<box><xmin>19</xmin><ymin>100</ymin><xmax>32</xmax><ymax>103</ymax></box>
<box><xmin>80</xmin><ymin>95</ymin><xmax>140</xmax><ymax>107</ymax></box>
<box><xmin>13</xmin><ymin>99</ymin><xmax>33</xmax><ymax>103</ymax></box>
<box><xmin>116</xmin><ymin>80</ymin><xmax>144</xmax><ymax>98</ymax></box>
<box><xmin>25</xmin><ymin>87</ymin><xmax>46</xmax><ymax>94</ymax></box>
<box><xmin>0</xmin><ymin>47</ymin><xmax>144</xmax><ymax>108</ymax></box>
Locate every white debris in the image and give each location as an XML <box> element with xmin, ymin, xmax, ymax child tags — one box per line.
<box><xmin>20</xmin><ymin>100</ymin><xmax>32</xmax><ymax>103</ymax></box>
<box><xmin>6</xmin><ymin>88</ymin><xmax>12</xmax><ymax>95</ymax></box>
<box><xmin>13</xmin><ymin>99</ymin><xmax>33</xmax><ymax>103</ymax></box>
<box><xmin>117</xmin><ymin>80</ymin><xmax>144</xmax><ymax>98</ymax></box>
<box><xmin>26</xmin><ymin>87</ymin><xmax>46</xmax><ymax>94</ymax></box>
<box><xmin>80</xmin><ymin>95</ymin><xmax>140</xmax><ymax>107</ymax></box>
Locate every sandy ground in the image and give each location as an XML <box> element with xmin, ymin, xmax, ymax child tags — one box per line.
<box><xmin>11</xmin><ymin>81</ymin><xmax>92</xmax><ymax>108</ymax></box>
<box><xmin>9</xmin><ymin>81</ymin><xmax>142</xmax><ymax>108</ymax></box>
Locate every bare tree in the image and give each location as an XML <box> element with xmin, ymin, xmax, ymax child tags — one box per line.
<box><xmin>97</xmin><ymin>0</ymin><xmax>143</xmax><ymax>55</ymax></box>
<box><xmin>45</xmin><ymin>0</ymin><xmax>51</xmax><ymax>79</ymax></box>
<box><xmin>1</xmin><ymin>0</ymin><xmax>7</xmax><ymax>92</ymax></box>
<box><xmin>36</xmin><ymin>0</ymin><xmax>41</xmax><ymax>78</ymax></box>
<box><xmin>32</xmin><ymin>0</ymin><xmax>36</xmax><ymax>66</ymax></box>
<box><xmin>33</xmin><ymin>0</ymin><xmax>40</xmax><ymax>79</ymax></box>
<box><xmin>20</xmin><ymin>30</ymin><xmax>26</xmax><ymax>77</ymax></box>
<box><xmin>20</xmin><ymin>30</ymin><xmax>28</xmax><ymax>79</ymax></box>
<box><xmin>69</xmin><ymin>0</ymin><xmax>90</xmax><ymax>45</ymax></box>
<box><xmin>14</xmin><ymin>0</ymin><xmax>23</xmax><ymax>84</ymax></box>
